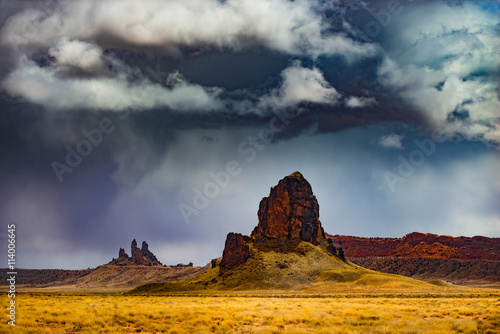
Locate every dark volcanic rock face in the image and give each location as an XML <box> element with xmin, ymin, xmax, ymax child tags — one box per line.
<box><xmin>219</xmin><ymin>233</ymin><xmax>250</xmax><ymax>272</ymax></box>
<box><xmin>251</xmin><ymin>172</ymin><xmax>326</xmax><ymax>245</ymax></box>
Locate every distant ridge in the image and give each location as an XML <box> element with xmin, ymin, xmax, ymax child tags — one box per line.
<box><xmin>348</xmin><ymin>257</ymin><xmax>500</xmax><ymax>288</ymax></box>
<box><xmin>328</xmin><ymin>232</ymin><xmax>500</xmax><ymax>260</ymax></box>
<box><xmin>326</xmin><ymin>232</ymin><xmax>499</xmax><ymax>287</ymax></box>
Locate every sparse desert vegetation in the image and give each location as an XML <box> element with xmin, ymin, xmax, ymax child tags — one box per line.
<box><xmin>1</xmin><ymin>292</ymin><xmax>499</xmax><ymax>333</ymax></box>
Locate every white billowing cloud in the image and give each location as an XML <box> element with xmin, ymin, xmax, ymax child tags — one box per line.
<box><xmin>441</xmin><ymin>33</ymin><xmax>500</xmax><ymax>78</ymax></box>
<box><xmin>48</xmin><ymin>38</ymin><xmax>108</xmax><ymax>76</ymax></box>
<box><xmin>377</xmin><ymin>3</ymin><xmax>500</xmax><ymax>145</ymax></box>
<box><xmin>401</xmin><ymin>74</ymin><xmax>479</xmax><ymax>124</ymax></box>
<box><xmin>1</xmin><ymin>0</ymin><xmax>376</xmax><ymax>59</ymax></box>
<box><xmin>2</xmin><ymin>56</ymin><xmax>224</xmax><ymax>111</ymax></box>
<box><xmin>260</xmin><ymin>62</ymin><xmax>340</xmax><ymax>110</ymax></box>
<box><xmin>2</xmin><ymin>41</ymin><xmax>345</xmax><ymax>112</ymax></box>
<box><xmin>377</xmin><ymin>57</ymin><xmax>445</xmax><ymax>91</ymax></box>
<box><xmin>379</xmin><ymin>59</ymin><xmax>500</xmax><ymax>144</ymax></box>
<box><xmin>394</xmin><ymin>2</ymin><xmax>500</xmax><ymax>77</ymax></box>
<box><xmin>0</xmin><ymin>0</ymin><xmax>375</xmax><ymax>112</ymax></box>
<box><xmin>345</xmin><ymin>96</ymin><xmax>377</xmax><ymax>108</ymax></box>
<box><xmin>378</xmin><ymin>133</ymin><xmax>404</xmax><ymax>150</ymax></box>
<box><xmin>399</xmin><ymin>4</ymin><xmax>496</xmax><ymax>43</ymax></box>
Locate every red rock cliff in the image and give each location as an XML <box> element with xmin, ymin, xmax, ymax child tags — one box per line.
<box><xmin>219</xmin><ymin>233</ymin><xmax>251</xmax><ymax>271</ymax></box>
<box><xmin>328</xmin><ymin>232</ymin><xmax>500</xmax><ymax>260</ymax></box>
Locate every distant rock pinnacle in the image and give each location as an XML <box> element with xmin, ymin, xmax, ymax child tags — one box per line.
<box><xmin>115</xmin><ymin>239</ymin><xmax>162</xmax><ymax>266</ymax></box>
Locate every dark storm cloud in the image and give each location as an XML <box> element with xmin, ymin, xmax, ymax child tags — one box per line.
<box><xmin>0</xmin><ymin>0</ymin><xmax>378</xmax><ymax>117</ymax></box>
<box><xmin>0</xmin><ymin>0</ymin><xmax>498</xmax><ymax>269</ymax></box>
<box><xmin>2</xmin><ymin>0</ymin><xmax>497</xmax><ymax>144</ymax></box>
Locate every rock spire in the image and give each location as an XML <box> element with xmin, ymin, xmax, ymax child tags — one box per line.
<box><xmin>116</xmin><ymin>239</ymin><xmax>162</xmax><ymax>266</ymax></box>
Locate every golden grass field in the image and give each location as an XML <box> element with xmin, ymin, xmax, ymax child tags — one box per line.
<box><xmin>1</xmin><ymin>292</ymin><xmax>499</xmax><ymax>334</ymax></box>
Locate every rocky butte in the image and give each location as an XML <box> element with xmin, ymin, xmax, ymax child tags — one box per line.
<box><xmin>219</xmin><ymin>171</ymin><xmax>344</xmax><ymax>272</ymax></box>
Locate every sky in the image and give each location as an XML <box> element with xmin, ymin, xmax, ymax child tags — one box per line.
<box><xmin>0</xmin><ymin>0</ymin><xmax>498</xmax><ymax>270</ymax></box>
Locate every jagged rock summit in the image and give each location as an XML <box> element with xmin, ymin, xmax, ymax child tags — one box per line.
<box><xmin>219</xmin><ymin>172</ymin><xmax>344</xmax><ymax>272</ymax></box>
<box><xmin>252</xmin><ymin>171</ymin><xmax>326</xmax><ymax>244</ymax></box>
<box><xmin>111</xmin><ymin>239</ymin><xmax>162</xmax><ymax>266</ymax></box>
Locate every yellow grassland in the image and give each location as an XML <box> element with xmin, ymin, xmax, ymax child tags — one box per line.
<box><xmin>1</xmin><ymin>292</ymin><xmax>499</xmax><ymax>333</ymax></box>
